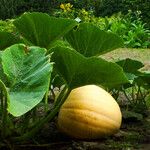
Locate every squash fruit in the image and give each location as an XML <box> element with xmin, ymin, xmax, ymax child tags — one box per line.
<box><xmin>57</xmin><ymin>85</ymin><xmax>122</xmax><ymax>139</ymax></box>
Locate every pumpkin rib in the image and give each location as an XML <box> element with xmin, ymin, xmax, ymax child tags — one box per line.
<box><xmin>61</xmin><ymin>102</ymin><xmax>121</xmax><ymax>123</ymax></box>
<box><xmin>59</xmin><ymin>108</ymin><xmax>120</xmax><ymax>127</ymax></box>
<box><xmin>59</xmin><ymin>108</ymin><xmax>121</xmax><ymax>129</ymax></box>
<box><xmin>58</xmin><ymin>115</ymin><xmax>118</xmax><ymax>139</ymax></box>
<box><xmin>61</xmin><ymin>101</ymin><xmax>121</xmax><ymax>121</ymax></box>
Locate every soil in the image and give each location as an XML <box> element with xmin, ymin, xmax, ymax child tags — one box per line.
<box><xmin>1</xmin><ymin>112</ymin><xmax>150</xmax><ymax>150</ymax></box>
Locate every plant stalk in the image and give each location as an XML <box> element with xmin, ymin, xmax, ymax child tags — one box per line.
<box><xmin>11</xmin><ymin>86</ymin><xmax>71</xmax><ymax>142</ymax></box>
<box><xmin>1</xmin><ymin>92</ymin><xmax>8</xmax><ymax>138</ymax></box>
<box><xmin>0</xmin><ymin>81</ymin><xmax>10</xmax><ymax>138</ymax></box>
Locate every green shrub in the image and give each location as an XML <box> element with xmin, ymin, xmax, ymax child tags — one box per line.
<box><xmin>85</xmin><ymin>10</ymin><xmax>150</xmax><ymax>48</ymax></box>
<box><xmin>0</xmin><ymin>0</ymin><xmax>24</xmax><ymax>19</ymax></box>
<box><xmin>108</xmin><ymin>11</ymin><xmax>150</xmax><ymax>48</ymax></box>
<box><xmin>20</xmin><ymin>0</ymin><xmax>51</xmax><ymax>13</ymax></box>
<box><xmin>53</xmin><ymin>3</ymin><xmax>94</xmax><ymax>22</ymax></box>
<box><xmin>1</xmin><ymin>0</ymin><xmax>149</xmax><ymax>29</ymax></box>
<box><xmin>53</xmin><ymin>6</ymin><xmax>150</xmax><ymax>48</ymax></box>
<box><xmin>90</xmin><ymin>0</ymin><xmax>150</xmax><ymax>29</ymax></box>
<box><xmin>0</xmin><ymin>19</ymin><xmax>15</xmax><ymax>32</ymax></box>
<box><xmin>55</xmin><ymin>0</ymin><xmax>150</xmax><ymax>29</ymax></box>
<box><xmin>0</xmin><ymin>0</ymin><xmax>53</xmax><ymax>20</ymax></box>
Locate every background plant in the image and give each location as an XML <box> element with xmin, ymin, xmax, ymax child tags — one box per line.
<box><xmin>0</xmin><ymin>0</ymin><xmax>149</xmax><ymax>29</ymax></box>
<box><xmin>0</xmin><ymin>19</ymin><xmax>15</xmax><ymax>32</ymax></box>
<box><xmin>53</xmin><ymin>6</ymin><xmax>150</xmax><ymax>49</ymax></box>
<box><xmin>106</xmin><ymin>11</ymin><xmax>150</xmax><ymax>48</ymax></box>
<box><xmin>110</xmin><ymin>58</ymin><xmax>150</xmax><ymax>121</ymax></box>
<box><xmin>78</xmin><ymin>0</ymin><xmax>150</xmax><ymax>29</ymax></box>
<box><xmin>52</xmin><ymin>0</ymin><xmax>150</xmax><ymax>29</ymax></box>
<box><xmin>0</xmin><ymin>0</ymin><xmax>24</xmax><ymax>20</ymax></box>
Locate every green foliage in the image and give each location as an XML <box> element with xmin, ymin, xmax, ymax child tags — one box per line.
<box><xmin>0</xmin><ymin>12</ymin><xmax>128</xmax><ymax>142</ymax></box>
<box><xmin>53</xmin><ymin>0</ymin><xmax>150</xmax><ymax>29</ymax></box>
<box><xmin>145</xmin><ymin>94</ymin><xmax>150</xmax><ymax>107</ymax></box>
<box><xmin>108</xmin><ymin>12</ymin><xmax>150</xmax><ymax>48</ymax></box>
<box><xmin>53</xmin><ymin>5</ymin><xmax>150</xmax><ymax>49</ymax></box>
<box><xmin>49</xmin><ymin>22</ymin><xmax>127</xmax><ymax>89</ymax></box>
<box><xmin>0</xmin><ymin>32</ymin><xmax>21</xmax><ymax>50</ymax></box>
<box><xmin>0</xmin><ymin>12</ymin><xmax>149</xmax><ymax>144</ymax></box>
<box><xmin>116</xmin><ymin>58</ymin><xmax>144</xmax><ymax>74</ymax></box>
<box><xmin>65</xmin><ymin>23</ymin><xmax>123</xmax><ymax>56</ymax></box>
<box><xmin>0</xmin><ymin>19</ymin><xmax>15</xmax><ymax>32</ymax></box>
<box><xmin>122</xmin><ymin>110</ymin><xmax>143</xmax><ymax>121</ymax></box>
<box><xmin>52</xmin><ymin>3</ymin><xmax>94</xmax><ymax>23</ymax></box>
<box><xmin>79</xmin><ymin>0</ymin><xmax>150</xmax><ymax>29</ymax></box>
<box><xmin>50</xmin><ymin>45</ymin><xmax>128</xmax><ymax>89</ymax></box>
<box><xmin>22</xmin><ymin>0</ymin><xmax>51</xmax><ymax>13</ymax></box>
<box><xmin>113</xmin><ymin>58</ymin><xmax>150</xmax><ymax>117</ymax></box>
<box><xmin>1</xmin><ymin>1</ymin><xmax>149</xmax><ymax>49</ymax></box>
<box><xmin>99</xmin><ymin>0</ymin><xmax>150</xmax><ymax>28</ymax></box>
<box><xmin>0</xmin><ymin>20</ymin><xmax>19</xmax><ymax>49</ymax></box>
<box><xmin>0</xmin><ymin>0</ymin><xmax>24</xmax><ymax>19</ymax></box>
<box><xmin>0</xmin><ymin>44</ymin><xmax>53</xmax><ymax>116</ymax></box>
<box><xmin>0</xmin><ymin>0</ymin><xmax>52</xmax><ymax>20</ymax></box>
<box><xmin>14</xmin><ymin>12</ymin><xmax>77</xmax><ymax>49</ymax></box>
<box><xmin>92</xmin><ymin>11</ymin><xmax>150</xmax><ymax>48</ymax></box>
<box><xmin>0</xmin><ymin>0</ymin><xmax>149</xmax><ymax>31</ymax></box>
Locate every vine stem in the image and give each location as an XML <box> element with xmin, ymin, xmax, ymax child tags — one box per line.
<box><xmin>122</xmin><ymin>87</ymin><xmax>133</xmax><ymax>105</ymax></box>
<box><xmin>1</xmin><ymin>94</ymin><xmax>8</xmax><ymax>138</ymax></box>
<box><xmin>11</xmin><ymin>86</ymin><xmax>71</xmax><ymax>142</ymax></box>
<box><xmin>0</xmin><ymin>90</ymin><xmax>3</xmax><ymax>112</ymax></box>
<box><xmin>0</xmin><ymin>90</ymin><xmax>3</xmax><ymax>131</ymax></box>
<box><xmin>0</xmin><ymin>81</ymin><xmax>9</xmax><ymax>139</ymax></box>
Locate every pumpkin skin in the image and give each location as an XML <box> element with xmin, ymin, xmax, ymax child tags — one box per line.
<box><xmin>57</xmin><ymin>85</ymin><xmax>122</xmax><ymax>139</ymax></box>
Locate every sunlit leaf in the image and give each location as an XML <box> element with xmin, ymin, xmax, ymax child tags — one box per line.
<box><xmin>1</xmin><ymin>44</ymin><xmax>53</xmax><ymax>116</ymax></box>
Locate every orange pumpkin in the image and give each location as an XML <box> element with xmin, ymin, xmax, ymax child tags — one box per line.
<box><xmin>58</xmin><ymin>85</ymin><xmax>122</xmax><ymax>139</ymax></box>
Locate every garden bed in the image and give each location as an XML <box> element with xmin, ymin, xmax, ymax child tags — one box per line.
<box><xmin>2</xmin><ymin>111</ymin><xmax>150</xmax><ymax>150</ymax></box>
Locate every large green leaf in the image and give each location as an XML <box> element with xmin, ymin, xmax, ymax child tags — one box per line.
<box><xmin>116</xmin><ymin>58</ymin><xmax>144</xmax><ymax>86</ymax></box>
<box><xmin>13</xmin><ymin>12</ymin><xmax>77</xmax><ymax>48</ymax></box>
<box><xmin>1</xmin><ymin>44</ymin><xmax>53</xmax><ymax>116</ymax></box>
<box><xmin>50</xmin><ymin>46</ymin><xmax>128</xmax><ymax>89</ymax></box>
<box><xmin>116</xmin><ymin>58</ymin><xmax>144</xmax><ymax>74</ymax></box>
<box><xmin>135</xmin><ymin>72</ymin><xmax>150</xmax><ymax>89</ymax></box>
<box><xmin>0</xmin><ymin>32</ymin><xmax>21</xmax><ymax>50</ymax></box>
<box><xmin>64</xmin><ymin>23</ymin><xmax>124</xmax><ymax>57</ymax></box>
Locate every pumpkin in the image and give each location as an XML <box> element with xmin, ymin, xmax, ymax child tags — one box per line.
<box><xmin>57</xmin><ymin>85</ymin><xmax>122</xmax><ymax>139</ymax></box>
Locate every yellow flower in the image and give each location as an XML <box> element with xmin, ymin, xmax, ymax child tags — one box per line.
<box><xmin>60</xmin><ymin>3</ymin><xmax>65</xmax><ymax>10</ymax></box>
<box><xmin>81</xmin><ymin>9</ymin><xmax>88</xmax><ymax>15</ymax></box>
<box><xmin>66</xmin><ymin>8</ymin><xmax>71</xmax><ymax>12</ymax></box>
<box><xmin>60</xmin><ymin>3</ymin><xmax>73</xmax><ymax>12</ymax></box>
<box><xmin>66</xmin><ymin>3</ymin><xmax>73</xmax><ymax>8</ymax></box>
